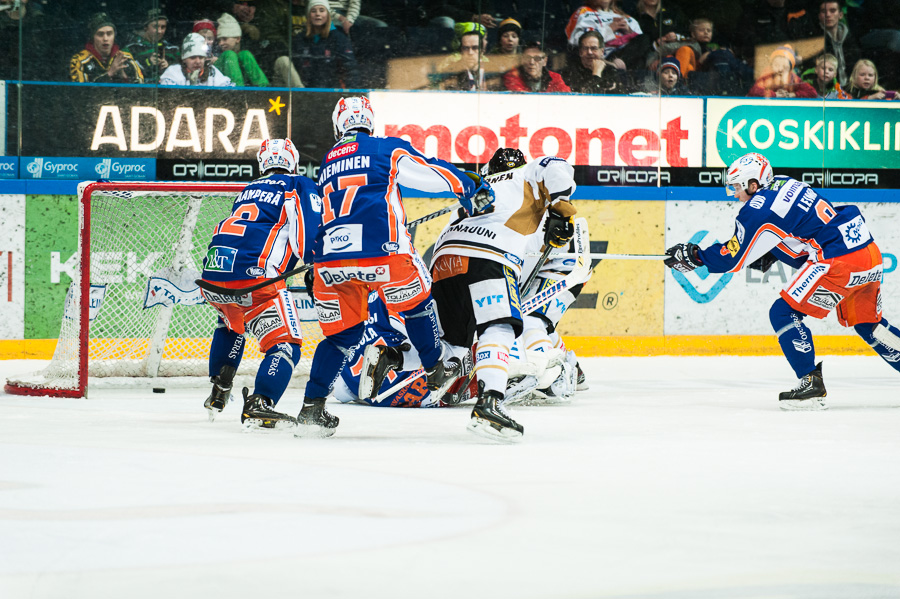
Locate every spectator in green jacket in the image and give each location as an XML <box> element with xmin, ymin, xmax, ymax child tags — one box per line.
<box><xmin>215</xmin><ymin>12</ymin><xmax>269</xmax><ymax>87</ymax></box>
<box><xmin>124</xmin><ymin>8</ymin><xmax>179</xmax><ymax>84</ymax></box>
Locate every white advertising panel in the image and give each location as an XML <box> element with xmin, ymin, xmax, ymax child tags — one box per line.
<box><xmin>370</xmin><ymin>91</ymin><xmax>704</xmax><ymax>167</ymax></box>
<box><xmin>664</xmin><ymin>201</ymin><xmax>900</xmax><ymax>335</ymax></box>
<box><xmin>0</xmin><ymin>194</ymin><xmax>25</xmax><ymax>338</ymax></box>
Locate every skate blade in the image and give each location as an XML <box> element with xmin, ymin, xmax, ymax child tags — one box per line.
<box><xmin>779</xmin><ymin>397</ymin><xmax>828</xmax><ymax>411</ymax></box>
<box><xmin>358</xmin><ymin>345</ymin><xmax>382</xmax><ymax>399</ymax></box>
<box><xmin>241</xmin><ymin>417</ymin><xmax>297</xmax><ymax>431</ymax></box>
<box><xmin>466</xmin><ymin>417</ymin><xmax>523</xmax><ymax>443</ymax></box>
<box><xmin>294</xmin><ymin>423</ymin><xmax>337</xmax><ymax>438</ymax></box>
<box><xmin>520</xmin><ymin>391</ymin><xmax>573</xmax><ymax>406</ymax></box>
<box><xmin>206</xmin><ymin>407</ymin><xmax>221</xmax><ymax>422</ymax></box>
<box><xmin>576</xmin><ymin>381</ymin><xmax>590</xmax><ymax>391</ymax></box>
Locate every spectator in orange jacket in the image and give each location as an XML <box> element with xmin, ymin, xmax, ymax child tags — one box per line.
<box><xmin>503</xmin><ymin>41</ymin><xmax>571</xmax><ymax>93</ymax></box>
<box><xmin>748</xmin><ymin>44</ymin><xmax>816</xmax><ymax>98</ymax></box>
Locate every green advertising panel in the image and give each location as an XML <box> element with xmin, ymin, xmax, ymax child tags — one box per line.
<box><xmin>707</xmin><ymin>99</ymin><xmax>900</xmax><ymax>168</ymax></box>
<box><xmin>24</xmin><ymin>195</ymin><xmax>79</xmax><ymax>338</ymax></box>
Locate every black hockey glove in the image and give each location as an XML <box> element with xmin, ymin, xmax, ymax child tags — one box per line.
<box><xmin>747</xmin><ymin>252</ymin><xmax>777</xmax><ymax>273</ymax></box>
<box><xmin>304</xmin><ymin>268</ymin><xmax>315</xmax><ymax>302</ymax></box>
<box><xmin>544</xmin><ymin>209</ymin><xmax>575</xmax><ymax>248</ymax></box>
<box><xmin>664</xmin><ymin>243</ymin><xmax>703</xmax><ymax>273</ymax></box>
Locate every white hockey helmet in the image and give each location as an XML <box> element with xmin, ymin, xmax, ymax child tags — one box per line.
<box><xmin>332</xmin><ymin>96</ymin><xmax>374</xmax><ymax>140</ymax></box>
<box><xmin>725</xmin><ymin>152</ymin><xmax>773</xmax><ymax>197</ymax></box>
<box><xmin>257</xmin><ymin>138</ymin><xmax>300</xmax><ymax>175</ymax></box>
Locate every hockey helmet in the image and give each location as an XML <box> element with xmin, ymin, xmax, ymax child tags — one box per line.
<box><xmin>257</xmin><ymin>138</ymin><xmax>300</xmax><ymax>175</ymax></box>
<box><xmin>725</xmin><ymin>152</ymin><xmax>773</xmax><ymax>197</ymax></box>
<box><xmin>483</xmin><ymin>147</ymin><xmax>526</xmax><ymax>176</ymax></box>
<box><xmin>332</xmin><ymin>96</ymin><xmax>374</xmax><ymax>140</ymax></box>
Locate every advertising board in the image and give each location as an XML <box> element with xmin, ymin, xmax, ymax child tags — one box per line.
<box><xmin>370</xmin><ymin>91</ymin><xmax>704</xmax><ymax>167</ymax></box>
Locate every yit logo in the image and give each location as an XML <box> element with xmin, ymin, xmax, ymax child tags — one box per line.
<box><xmin>671</xmin><ymin>231</ymin><xmax>733</xmax><ymax>303</ymax></box>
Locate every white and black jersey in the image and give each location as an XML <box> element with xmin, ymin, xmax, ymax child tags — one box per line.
<box><xmin>431</xmin><ymin>157</ymin><xmax>577</xmax><ymax>276</ymax></box>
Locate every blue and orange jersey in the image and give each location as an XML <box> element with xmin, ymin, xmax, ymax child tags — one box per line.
<box><xmin>336</xmin><ymin>293</ymin><xmax>438</xmax><ymax>407</ymax></box>
<box><xmin>314</xmin><ymin>131</ymin><xmax>475</xmax><ymax>263</ymax></box>
<box><xmin>202</xmin><ymin>174</ymin><xmax>322</xmax><ymax>282</ymax></box>
<box><xmin>699</xmin><ymin>176</ymin><xmax>874</xmax><ymax>274</ymax></box>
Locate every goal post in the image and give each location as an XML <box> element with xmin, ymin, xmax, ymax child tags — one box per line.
<box><xmin>5</xmin><ymin>181</ymin><xmax>322</xmax><ymax>398</ymax></box>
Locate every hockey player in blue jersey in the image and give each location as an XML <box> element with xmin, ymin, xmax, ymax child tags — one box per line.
<box><xmin>199</xmin><ymin>138</ymin><xmax>322</xmax><ymax>428</ymax></box>
<box><xmin>295</xmin><ymin>96</ymin><xmax>492</xmax><ymax>437</ymax></box>
<box><xmin>332</xmin><ymin>292</ymin><xmax>477</xmax><ymax>408</ymax></box>
<box><xmin>665</xmin><ymin>152</ymin><xmax>900</xmax><ymax>410</ymax></box>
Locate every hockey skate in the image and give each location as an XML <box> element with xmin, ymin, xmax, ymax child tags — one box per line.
<box><xmin>204</xmin><ymin>365</ymin><xmax>236</xmax><ymax>421</ymax></box>
<box><xmin>240</xmin><ymin>388</ymin><xmax>297</xmax><ymax>430</ymax></box>
<box><xmin>294</xmin><ymin>397</ymin><xmax>339</xmax><ymax>438</ymax></box>
<box><xmin>467</xmin><ymin>382</ymin><xmax>524</xmax><ymax>443</ymax></box>
<box><xmin>532</xmin><ymin>361</ymin><xmax>577</xmax><ymax>404</ymax></box>
<box><xmin>358</xmin><ymin>343</ymin><xmax>404</xmax><ymax>400</ymax></box>
<box><xmin>425</xmin><ymin>356</ymin><xmax>463</xmax><ymax>398</ymax></box>
<box><xmin>779</xmin><ymin>362</ymin><xmax>827</xmax><ymax>411</ymax></box>
<box><xmin>503</xmin><ymin>375</ymin><xmax>539</xmax><ymax>405</ymax></box>
<box><xmin>576</xmin><ymin>362</ymin><xmax>589</xmax><ymax>391</ymax></box>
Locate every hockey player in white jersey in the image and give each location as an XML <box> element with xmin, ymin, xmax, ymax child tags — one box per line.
<box><xmin>428</xmin><ymin>148</ymin><xmax>578</xmax><ymax>441</ymax></box>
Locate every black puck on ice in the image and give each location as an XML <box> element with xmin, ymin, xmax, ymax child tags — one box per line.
<box><xmin>152</xmin><ymin>388</ymin><xmax>166</xmax><ymax>393</ymax></box>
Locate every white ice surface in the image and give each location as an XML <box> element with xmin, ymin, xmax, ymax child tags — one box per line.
<box><xmin>1</xmin><ymin>356</ymin><xmax>899</xmax><ymax>599</ymax></box>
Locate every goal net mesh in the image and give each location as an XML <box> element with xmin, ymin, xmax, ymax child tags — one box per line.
<box><xmin>6</xmin><ymin>182</ymin><xmax>322</xmax><ymax>396</ymax></box>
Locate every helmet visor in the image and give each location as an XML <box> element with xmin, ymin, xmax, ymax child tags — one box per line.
<box><xmin>725</xmin><ymin>183</ymin><xmax>740</xmax><ymax>197</ymax></box>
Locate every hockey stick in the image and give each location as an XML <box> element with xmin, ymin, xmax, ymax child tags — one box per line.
<box><xmin>526</xmin><ymin>252</ymin><xmax>669</xmax><ymax>261</ymax></box>
<box><xmin>408</xmin><ymin>204</ymin><xmax>457</xmax><ymax>230</ymax></box>
<box><xmin>194</xmin><ymin>263</ymin><xmax>312</xmax><ymax>297</ymax></box>
<box><xmin>521</xmin><ymin>254</ymin><xmax>591</xmax><ymax>315</ymax></box>
<box><xmin>520</xmin><ymin>245</ymin><xmax>552</xmax><ymax>294</ymax></box>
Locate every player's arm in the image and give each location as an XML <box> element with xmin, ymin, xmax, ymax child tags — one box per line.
<box><xmin>390</xmin><ymin>142</ymin><xmax>475</xmax><ymax>198</ymax></box>
<box><xmin>666</xmin><ymin>212</ymin><xmax>782</xmax><ymax>274</ymax></box>
<box><xmin>532</xmin><ymin>158</ymin><xmax>578</xmax><ymax>248</ymax></box>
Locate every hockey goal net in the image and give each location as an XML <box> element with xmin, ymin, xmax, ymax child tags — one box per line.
<box><xmin>5</xmin><ymin>181</ymin><xmax>322</xmax><ymax>398</ymax></box>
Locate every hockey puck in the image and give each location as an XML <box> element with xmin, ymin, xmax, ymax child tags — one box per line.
<box><xmin>152</xmin><ymin>388</ymin><xmax>166</xmax><ymax>394</ymax></box>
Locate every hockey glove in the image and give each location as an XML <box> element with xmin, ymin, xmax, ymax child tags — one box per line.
<box><xmin>458</xmin><ymin>171</ymin><xmax>495</xmax><ymax>216</ymax></box>
<box><xmin>664</xmin><ymin>243</ymin><xmax>703</xmax><ymax>273</ymax></box>
<box><xmin>544</xmin><ymin>209</ymin><xmax>575</xmax><ymax>248</ymax></box>
<box><xmin>304</xmin><ymin>268</ymin><xmax>315</xmax><ymax>302</ymax></box>
<box><xmin>747</xmin><ymin>252</ymin><xmax>777</xmax><ymax>273</ymax></box>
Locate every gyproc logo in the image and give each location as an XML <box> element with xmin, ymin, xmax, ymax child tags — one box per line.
<box><xmin>670</xmin><ymin>231</ymin><xmax>734</xmax><ymax>303</ymax></box>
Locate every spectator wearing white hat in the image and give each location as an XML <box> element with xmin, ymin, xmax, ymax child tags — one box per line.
<box><xmin>160</xmin><ymin>32</ymin><xmax>234</xmax><ymax>86</ymax></box>
<box><xmin>215</xmin><ymin>13</ymin><xmax>269</xmax><ymax>86</ymax></box>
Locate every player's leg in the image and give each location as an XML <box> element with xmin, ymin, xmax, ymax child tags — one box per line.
<box><xmin>769</xmin><ymin>297</ymin><xmax>826</xmax><ymax>410</ymax></box>
<box><xmin>204</xmin><ymin>319</ymin><xmax>245</xmax><ymax>419</ymax></box>
<box><xmin>241</xmin><ymin>289</ymin><xmax>305</xmax><ymax>429</ymax></box>
<box><xmin>854</xmin><ymin>319</ymin><xmax>900</xmax><ymax>372</ymax></box>
<box><xmin>464</xmin><ymin>261</ymin><xmax>525</xmax><ymax>441</ymax></box>
<box><xmin>297</xmin><ymin>271</ymin><xmax>368</xmax><ymax>437</ymax></box>
<box><xmin>381</xmin><ymin>253</ymin><xmax>460</xmax><ymax>392</ymax></box>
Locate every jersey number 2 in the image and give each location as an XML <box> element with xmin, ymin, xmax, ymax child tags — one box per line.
<box><xmin>218</xmin><ymin>204</ymin><xmax>260</xmax><ymax>236</ymax></box>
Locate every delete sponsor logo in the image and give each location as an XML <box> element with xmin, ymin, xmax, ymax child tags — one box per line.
<box><xmin>323</xmin><ymin>224</ymin><xmax>363</xmax><ymax>254</ymax></box>
<box><xmin>847</xmin><ymin>266</ymin><xmax>882</xmax><ymax>288</ymax></box>
<box><xmin>318</xmin><ymin>265</ymin><xmax>390</xmax><ymax>286</ymax></box>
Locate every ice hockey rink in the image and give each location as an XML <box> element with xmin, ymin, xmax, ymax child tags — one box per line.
<box><xmin>1</xmin><ymin>355</ymin><xmax>898</xmax><ymax>599</ymax></box>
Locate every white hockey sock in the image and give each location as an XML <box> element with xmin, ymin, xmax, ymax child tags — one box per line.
<box><xmin>474</xmin><ymin>324</ymin><xmax>515</xmax><ymax>395</ymax></box>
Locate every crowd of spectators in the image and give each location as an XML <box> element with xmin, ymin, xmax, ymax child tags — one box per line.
<box><xmin>1</xmin><ymin>0</ymin><xmax>898</xmax><ymax>99</ymax></box>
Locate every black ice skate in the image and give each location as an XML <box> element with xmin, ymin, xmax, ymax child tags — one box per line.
<box><xmin>204</xmin><ymin>364</ymin><xmax>236</xmax><ymax>421</ymax></box>
<box><xmin>425</xmin><ymin>356</ymin><xmax>462</xmax><ymax>399</ymax></box>
<box><xmin>294</xmin><ymin>397</ymin><xmax>339</xmax><ymax>438</ymax></box>
<box><xmin>779</xmin><ymin>362</ymin><xmax>827</xmax><ymax>411</ymax></box>
<box><xmin>358</xmin><ymin>343</ymin><xmax>405</xmax><ymax>400</ymax></box>
<box><xmin>240</xmin><ymin>388</ymin><xmax>297</xmax><ymax>430</ymax></box>
<box><xmin>576</xmin><ymin>361</ymin><xmax>589</xmax><ymax>391</ymax></box>
<box><xmin>467</xmin><ymin>382</ymin><xmax>524</xmax><ymax>442</ymax></box>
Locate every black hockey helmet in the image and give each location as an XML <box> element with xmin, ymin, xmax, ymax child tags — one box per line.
<box><xmin>485</xmin><ymin>148</ymin><xmax>526</xmax><ymax>175</ymax></box>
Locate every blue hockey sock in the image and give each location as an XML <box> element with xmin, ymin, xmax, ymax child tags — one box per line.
<box><xmin>400</xmin><ymin>297</ymin><xmax>443</xmax><ymax>369</ymax></box>
<box><xmin>305</xmin><ymin>323</ymin><xmax>364</xmax><ymax>400</ymax></box>
<box><xmin>208</xmin><ymin>321</ymin><xmax>244</xmax><ymax>378</ymax></box>
<box><xmin>769</xmin><ymin>298</ymin><xmax>816</xmax><ymax>378</ymax></box>
<box><xmin>254</xmin><ymin>342</ymin><xmax>301</xmax><ymax>405</ymax></box>
<box><xmin>854</xmin><ymin>318</ymin><xmax>900</xmax><ymax>373</ymax></box>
